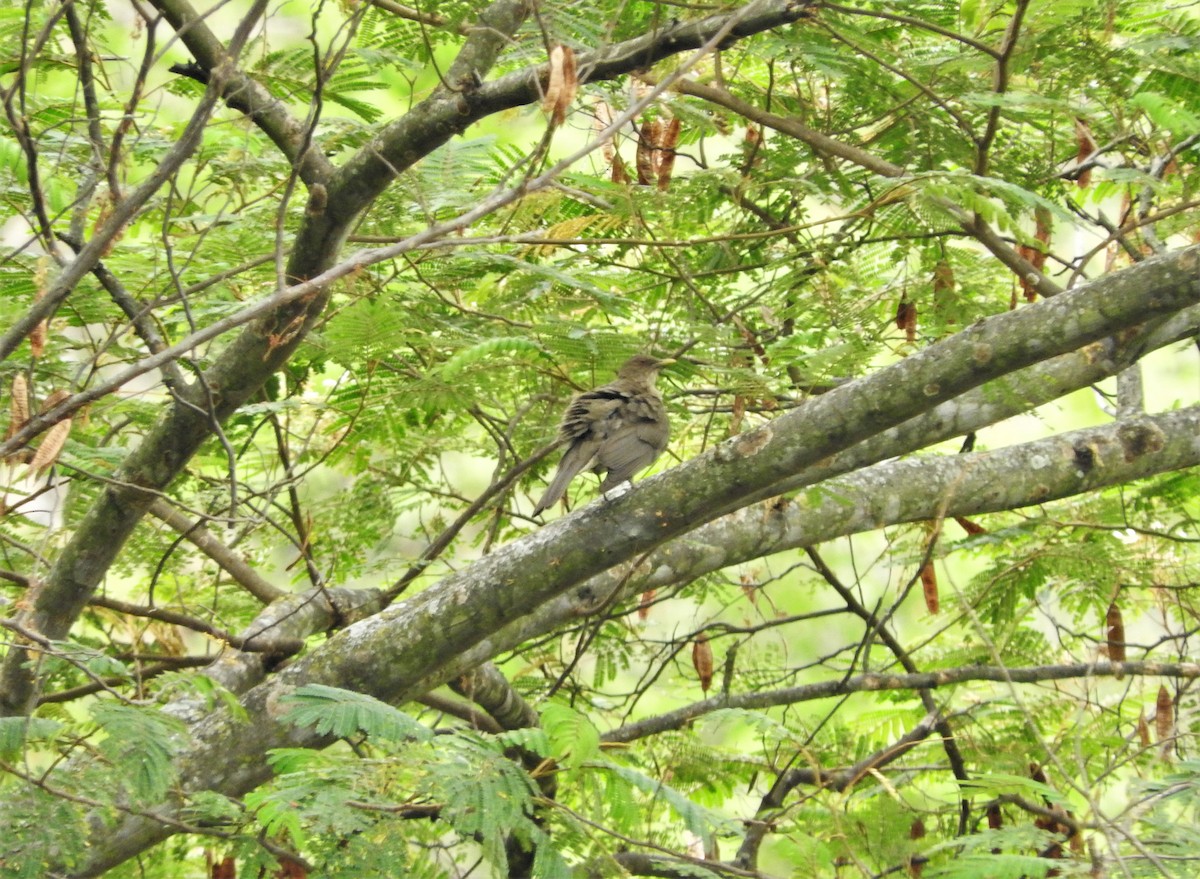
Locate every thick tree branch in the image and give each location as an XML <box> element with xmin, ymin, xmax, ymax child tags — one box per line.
<box><xmin>149</xmin><ymin>0</ymin><xmax>334</xmax><ymax>185</ymax></box>
<box><xmin>409</xmin><ymin>401</ymin><xmax>1200</xmax><ymax>712</ymax></box>
<box><xmin>40</xmin><ymin>249</ymin><xmax>1200</xmax><ymax>875</ymax></box>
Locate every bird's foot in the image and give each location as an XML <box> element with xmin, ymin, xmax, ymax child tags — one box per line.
<box><xmin>601</xmin><ymin>481</ymin><xmax>633</xmax><ymax>502</ymax></box>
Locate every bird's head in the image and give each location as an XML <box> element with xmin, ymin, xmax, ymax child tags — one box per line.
<box><xmin>617</xmin><ymin>354</ymin><xmax>675</xmax><ymax>384</ymax></box>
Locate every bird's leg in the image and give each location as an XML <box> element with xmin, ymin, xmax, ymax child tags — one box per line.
<box><xmin>601</xmin><ymin>480</ymin><xmax>633</xmax><ymax>501</ymax></box>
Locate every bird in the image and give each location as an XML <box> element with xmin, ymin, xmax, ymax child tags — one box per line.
<box><xmin>532</xmin><ymin>354</ymin><xmax>673</xmax><ymax>517</ymax></box>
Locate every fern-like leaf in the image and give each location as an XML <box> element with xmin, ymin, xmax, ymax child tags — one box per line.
<box><xmin>280</xmin><ymin>684</ymin><xmax>432</xmax><ymax>741</ymax></box>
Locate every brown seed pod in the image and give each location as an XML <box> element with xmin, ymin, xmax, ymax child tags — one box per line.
<box><xmin>1156</xmin><ymin>685</ymin><xmax>1173</xmax><ymax>743</ymax></box>
<box><xmin>28</xmin><ymin>416</ymin><xmax>72</xmax><ymax>476</ymax></box>
<box><xmin>987</xmin><ymin>803</ymin><xmax>1002</xmax><ymax>830</ymax></box>
<box><xmin>611</xmin><ymin>153</ymin><xmax>631</xmax><ymax>185</ymax></box>
<box><xmin>896</xmin><ymin>298</ymin><xmax>917</xmax><ymax>343</ymax></box>
<box><xmin>7</xmin><ymin>374</ymin><xmax>29</xmax><ymax>441</ymax></box>
<box><xmin>920</xmin><ymin>560</ymin><xmax>938</xmax><ymax>614</ymax></box>
<box><xmin>1137</xmin><ymin>713</ymin><xmax>1151</xmax><ymax>748</ymax></box>
<box><xmin>1106</xmin><ymin>602</ymin><xmax>1125</xmax><ymax>664</ymax></box>
<box><xmin>637</xmin><ymin>589</ymin><xmax>655</xmax><ymax>621</ymax></box>
<box><xmin>541</xmin><ymin>45</ymin><xmax>577</xmax><ymax>127</ymax></box>
<box><xmin>954</xmin><ymin>516</ymin><xmax>985</xmax><ymax>536</ymax></box>
<box><xmin>636</xmin><ymin>118</ymin><xmax>660</xmax><ymax>186</ymax></box>
<box><xmin>656</xmin><ymin>116</ymin><xmax>681</xmax><ymax>191</ymax></box>
<box><xmin>692</xmin><ymin>633</ymin><xmax>713</xmax><ymax>692</ymax></box>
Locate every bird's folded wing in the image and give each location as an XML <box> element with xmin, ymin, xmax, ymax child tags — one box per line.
<box><xmin>559</xmin><ymin>389</ymin><xmax>629</xmax><ymax>442</ymax></box>
<box><xmin>595</xmin><ymin>396</ymin><xmax>669</xmax><ymax>490</ymax></box>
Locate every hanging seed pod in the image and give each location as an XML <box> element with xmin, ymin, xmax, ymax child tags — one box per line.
<box><xmin>1137</xmin><ymin>713</ymin><xmax>1151</xmax><ymax>748</ymax></box>
<box><xmin>28</xmin><ymin>417</ymin><xmax>72</xmax><ymax>476</ymax></box>
<box><xmin>920</xmin><ymin>561</ymin><xmax>938</xmax><ymax>614</ymax></box>
<box><xmin>637</xmin><ymin>589</ymin><xmax>655</xmax><ymax>621</ymax></box>
<box><xmin>955</xmin><ymin>516</ymin><xmax>985</xmax><ymax>536</ymax></box>
<box><xmin>541</xmin><ymin>45</ymin><xmax>577</xmax><ymax>127</ymax></box>
<box><xmin>1106</xmin><ymin>602</ymin><xmax>1125</xmax><ymax>664</ymax></box>
<box><xmin>636</xmin><ymin>118</ymin><xmax>660</xmax><ymax>186</ymax></box>
<box><xmin>692</xmin><ymin>633</ymin><xmax>713</xmax><ymax>692</ymax></box>
<box><xmin>1156</xmin><ymin>685</ymin><xmax>1173</xmax><ymax>744</ymax></box>
<box><xmin>6</xmin><ymin>373</ymin><xmax>29</xmax><ymax>442</ymax></box>
<box><xmin>656</xmin><ymin>116</ymin><xmax>681</xmax><ymax>191</ymax></box>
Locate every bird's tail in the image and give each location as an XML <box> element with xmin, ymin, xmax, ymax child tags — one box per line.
<box><xmin>532</xmin><ymin>445</ymin><xmax>591</xmax><ymax>516</ymax></box>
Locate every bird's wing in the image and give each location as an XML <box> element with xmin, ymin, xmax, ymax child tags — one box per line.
<box><xmin>558</xmin><ymin>388</ymin><xmax>629</xmax><ymax>442</ymax></box>
<box><xmin>595</xmin><ymin>394</ymin><xmax>669</xmax><ymax>491</ymax></box>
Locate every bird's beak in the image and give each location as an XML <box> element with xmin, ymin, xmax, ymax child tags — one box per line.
<box><xmin>656</xmin><ymin>358</ymin><xmax>677</xmax><ymax>368</ymax></box>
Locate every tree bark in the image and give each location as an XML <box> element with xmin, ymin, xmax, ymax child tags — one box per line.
<box><xmin>35</xmin><ymin>245</ymin><xmax>1200</xmax><ymax>877</ymax></box>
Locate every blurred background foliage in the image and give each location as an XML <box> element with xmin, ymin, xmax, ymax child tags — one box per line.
<box><xmin>1</xmin><ymin>0</ymin><xmax>1199</xmax><ymax>875</ymax></box>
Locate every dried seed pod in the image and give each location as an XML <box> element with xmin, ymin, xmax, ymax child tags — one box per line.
<box><xmin>611</xmin><ymin>153</ymin><xmax>631</xmax><ymax>185</ymax></box>
<box><xmin>29</xmin><ymin>320</ymin><xmax>46</xmax><ymax>360</ymax></box>
<box><xmin>1106</xmin><ymin>602</ymin><xmax>1126</xmax><ymax>664</ymax></box>
<box><xmin>30</xmin><ymin>261</ymin><xmax>48</xmax><ymax>359</ymax></box>
<box><xmin>1156</xmin><ymin>685</ymin><xmax>1173</xmax><ymax>743</ymax></box>
<box><xmin>729</xmin><ymin>393</ymin><xmax>746</xmax><ymax>437</ymax></box>
<box><xmin>896</xmin><ymin>298</ymin><xmax>917</xmax><ymax>343</ymax></box>
<box><xmin>987</xmin><ymin>802</ymin><xmax>1003</xmax><ymax>854</ymax></box>
<box><xmin>920</xmin><ymin>561</ymin><xmax>938</xmax><ymax>614</ymax></box>
<box><xmin>541</xmin><ymin>45</ymin><xmax>577</xmax><ymax>127</ymax></box>
<box><xmin>636</xmin><ymin>118</ymin><xmax>660</xmax><ymax>185</ymax></box>
<box><xmin>1137</xmin><ymin>713</ymin><xmax>1151</xmax><ymax>748</ymax></box>
<box><xmin>656</xmin><ymin>116</ymin><xmax>681</xmax><ymax>191</ymax></box>
<box><xmin>692</xmin><ymin>633</ymin><xmax>713</xmax><ymax>692</ymax></box>
<box><xmin>1018</xmin><ymin>207</ymin><xmax>1054</xmax><ymax>301</ymax></box>
<box><xmin>954</xmin><ymin>516</ymin><xmax>985</xmax><ymax>536</ymax></box>
<box><xmin>987</xmin><ymin>803</ymin><xmax>1002</xmax><ymax>830</ymax></box>
<box><xmin>7</xmin><ymin>374</ymin><xmax>29</xmax><ymax>441</ymax></box>
<box><xmin>28</xmin><ymin>416</ymin><xmax>72</xmax><ymax>476</ymax></box>
<box><xmin>637</xmin><ymin>589</ymin><xmax>655</xmax><ymax>621</ymax></box>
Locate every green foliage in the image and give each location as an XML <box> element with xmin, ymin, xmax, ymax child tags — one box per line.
<box><xmin>281</xmin><ymin>684</ymin><xmax>432</xmax><ymax>742</ymax></box>
<box><xmin>596</xmin><ymin>759</ymin><xmax>733</xmax><ymax>849</ymax></box>
<box><xmin>540</xmin><ymin>701</ymin><xmax>601</xmax><ymax>771</ymax></box>
<box><xmin>89</xmin><ymin>702</ymin><xmax>185</xmax><ymax>805</ymax></box>
<box><xmin>2</xmin><ymin>0</ymin><xmax>1200</xmax><ymax>875</ymax></box>
<box><xmin>0</xmin><ymin>716</ymin><xmax>61</xmax><ymax>760</ymax></box>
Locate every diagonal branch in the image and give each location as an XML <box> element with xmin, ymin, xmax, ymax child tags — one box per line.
<box><xmin>148</xmin><ymin>0</ymin><xmax>335</xmax><ymax>185</ymax></box>
<box><xmin>0</xmin><ymin>0</ymin><xmax>821</xmax><ymax>721</ymax></box>
<box><xmin>42</xmin><ymin>249</ymin><xmax>1200</xmax><ymax>875</ymax></box>
<box><xmin>605</xmin><ymin>660</ymin><xmax>1200</xmax><ymax>744</ymax></box>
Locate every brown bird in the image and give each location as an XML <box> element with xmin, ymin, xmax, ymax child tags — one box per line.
<box><xmin>532</xmin><ymin>354</ymin><xmax>673</xmax><ymax>516</ymax></box>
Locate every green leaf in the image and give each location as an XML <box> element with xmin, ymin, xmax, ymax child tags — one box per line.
<box><xmin>90</xmin><ymin>703</ymin><xmax>185</xmax><ymax>804</ymax></box>
<box><xmin>594</xmin><ymin>760</ymin><xmax>733</xmax><ymax>849</ymax></box>
<box><xmin>0</xmin><ymin>716</ymin><xmax>62</xmax><ymax>760</ymax></box>
<box><xmin>280</xmin><ymin>684</ymin><xmax>432</xmax><ymax>741</ymax></box>
<box><xmin>540</xmin><ymin>702</ymin><xmax>601</xmax><ymax>771</ymax></box>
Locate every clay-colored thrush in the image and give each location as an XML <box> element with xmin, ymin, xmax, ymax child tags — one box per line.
<box><xmin>532</xmin><ymin>354</ymin><xmax>673</xmax><ymax>516</ymax></box>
